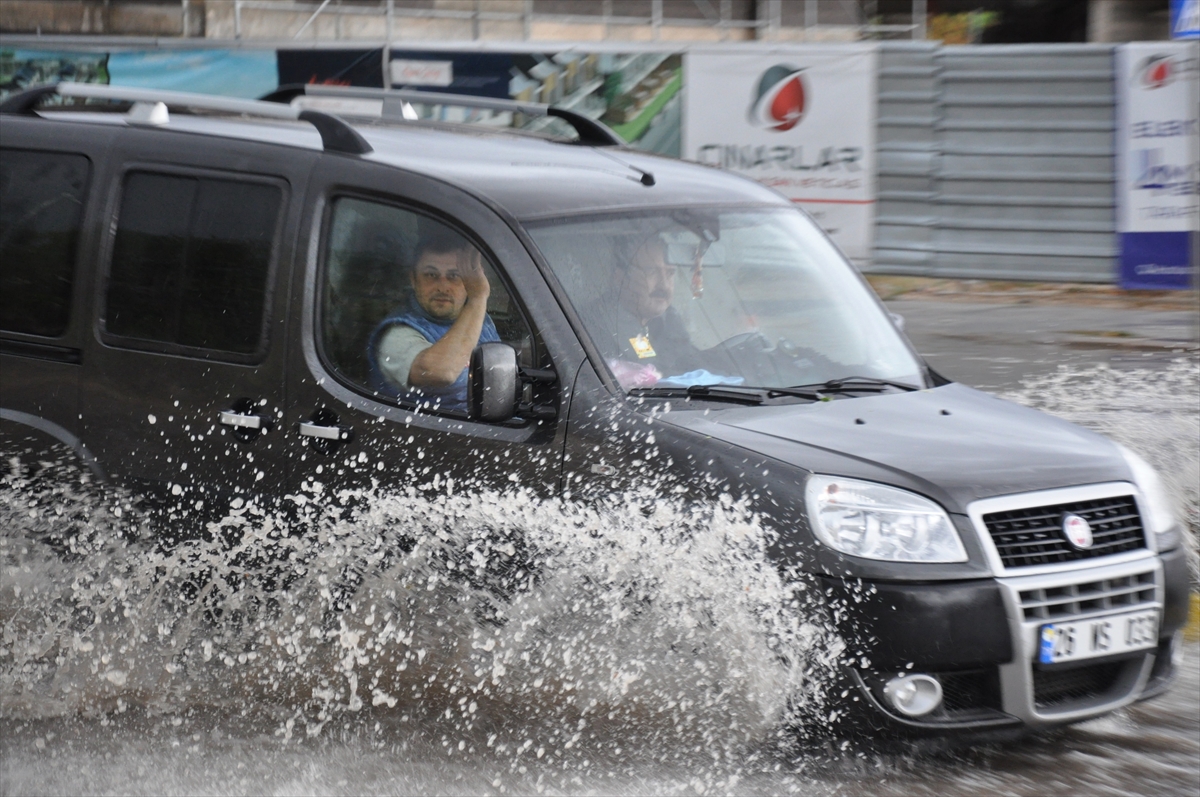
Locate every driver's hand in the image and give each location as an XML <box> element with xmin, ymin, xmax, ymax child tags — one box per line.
<box><xmin>458</xmin><ymin>248</ymin><xmax>491</xmax><ymax>304</ymax></box>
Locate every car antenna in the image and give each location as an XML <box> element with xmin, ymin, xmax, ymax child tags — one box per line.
<box><xmin>593</xmin><ymin>148</ymin><xmax>656</xmax><ymax>186</ymax></box>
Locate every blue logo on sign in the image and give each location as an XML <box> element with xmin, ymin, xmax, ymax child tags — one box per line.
<box><xmin>1134</xmin><ymin>149</ymin><xmax>1198</xmax><ymax>194</ymax></box>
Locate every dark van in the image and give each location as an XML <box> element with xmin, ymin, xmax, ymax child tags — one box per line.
<box><xmin>0</xmin><ymin>82</ymin><xmax>1189</xmax><ymax>738</ymax></box>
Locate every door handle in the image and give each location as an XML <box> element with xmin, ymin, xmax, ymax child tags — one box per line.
<box><xmin>298</xmin><ymin>422</ymin><xmax>349</xmax><ymax>441</ymax></box>
<box><xmin>220</xmin><ymin>410</ymin><xmax>262</xmax><ymax>430</ymax></box>
<box><xmin>219</xmin><ymin>399</ymin><xmax>272</xmax><ymax>442</ymax></box>
<box><xmin>297</xmin><ymin>408</ymin><xmax>353</xmax><ymax>454</ymax></box>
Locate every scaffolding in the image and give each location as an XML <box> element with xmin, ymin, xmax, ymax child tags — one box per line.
<box><xmin>216</xmin><ymin>0</ymin><xmax>928</xmax><ymax>42</ymax></box>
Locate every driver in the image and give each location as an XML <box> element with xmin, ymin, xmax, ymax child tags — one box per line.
<box><xmin>367</xmin><ymin>229</ymin><xmax>499</xmax><ymax>411</ymax></box>
<box><xmin>580</xmin><ymin>236</ymin><xmax>706</xmax><ymax>386</ymax></box>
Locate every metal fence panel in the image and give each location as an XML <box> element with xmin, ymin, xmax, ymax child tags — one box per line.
<box><xmin>874</xmin><ymin>41</ymin><xmax>941</xmax><ymax>272</ymax></box>
<box><xmin>873</xmin><ymin>43</ymin><xmax>1118</xmax><ymax>283</ymax></box>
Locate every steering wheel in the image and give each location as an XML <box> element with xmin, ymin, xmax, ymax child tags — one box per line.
<box><xmin>703</xmin><ymin>331</ymin><xmax>773</xmax><ymax>384</ymax></box>
<box><xmin>775</xmin><ymin>337</ymin><xmax>812</xmax><ymax>360</ymax></box>
<box><xmin>713</xmin><ymin>330</ymin><xmax>770</xmax><ymax>353</ymax></box>
<box><xmin>775</xmin><ymin>337</ymin><xmax>841</xmax><ymax>380</ymax></box>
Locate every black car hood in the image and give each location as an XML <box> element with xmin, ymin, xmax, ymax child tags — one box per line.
<box><xmin>662</xmin><ymin>382</ymin><xmax>1131</xmax><ymax>514</ymax></box>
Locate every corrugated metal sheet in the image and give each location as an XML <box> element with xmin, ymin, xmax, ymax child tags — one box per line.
<box><xmin>873</xmin><ymin>43</ymin><xmax>1118</xmax><ymax>283</ymax></box>
<box><xmin>875</xmin><ymin>41</ymin><xmax>941</xmax><ymax>274</ymax></box>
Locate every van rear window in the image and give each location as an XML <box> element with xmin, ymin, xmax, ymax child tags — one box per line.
<box><xmin>105</xmin><ymin>171</ymin><xmax>282</xmax><ymax>356</ymax></box>
<box><xmin>0</xmin><ymin>149</ymin><xmax>90</xmax><ymax>337</ymax></box>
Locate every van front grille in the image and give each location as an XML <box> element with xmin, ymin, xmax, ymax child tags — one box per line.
<box><xmin>983</xmin><ymin>496</ymin><xmax>1145</xmax><ymax>569</ymax></box>
<box><xmin>1033</xmin><ymin>661</ymin><xmax>1126</xmax><ymax>708</ymax></box>
<box><xmin>1018</xmin><ymin>569</ymin><xmax>1157</xmax><ymax>621</ymax></box>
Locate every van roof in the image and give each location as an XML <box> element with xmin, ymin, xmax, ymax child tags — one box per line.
<box><xmin>24</xmin><ymin>108</ymin><xmax>790</xmax><ymax>221</ymax></box>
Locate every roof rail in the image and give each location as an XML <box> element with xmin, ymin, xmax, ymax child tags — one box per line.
<box><xmin>260</xmin><ymin>84</ymin><xmax>624</xmax><ymax>147</ymax></box>
<box><xmin>0</xmin><ymin>82</ymin><xmax>372</xmax><ymax>156</ymax></box>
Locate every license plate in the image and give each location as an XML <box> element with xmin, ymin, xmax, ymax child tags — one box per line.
<box><xmin>1038</xmin><ymin>609</ymin><xmax>1159</xmax><ymax>665</ymax></box>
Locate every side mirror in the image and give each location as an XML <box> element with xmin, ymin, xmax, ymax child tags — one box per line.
<box><xmin>889</xmin><ymin>312</ymin><xmax>906</xmax><ymax>332</ymax></box>
<box><xmin>467</xmin><ymin>342</ymin><xmax>520</xmax><ymax>422</ymax></box>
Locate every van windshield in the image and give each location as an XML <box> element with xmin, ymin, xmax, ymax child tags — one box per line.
<box><xmin>525</xmin><ymin>207</ymin><xmax>924</xmax><ymax>394</ymax></box>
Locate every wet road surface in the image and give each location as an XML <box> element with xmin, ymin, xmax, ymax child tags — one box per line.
<box><xmin>2</xmin><ymin>642</ymin><xmax>1196</xmax><ymax>796</ymax></box>
<box><xmin>888</xmin><ymin>297</ymin><xmax>1198</xmax><ymax>391</ymax></box>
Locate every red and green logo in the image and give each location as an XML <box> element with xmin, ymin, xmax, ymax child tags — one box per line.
<box><xmin>748</xmin><ymin>64</ymin><xmax>807</xmax><ymax>132</ymax></box>
<box><xmin>1139</xmin><ymin>55</ymin><xmax>1176</xmax><ymax>89</ymax></box>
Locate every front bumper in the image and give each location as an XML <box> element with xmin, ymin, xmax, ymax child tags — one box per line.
<box><xmin>822</xmin><ymin>544</ymin><xmax>1190</xmax><ymax>734</ymax></box>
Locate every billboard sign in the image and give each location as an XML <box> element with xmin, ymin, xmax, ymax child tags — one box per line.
<box><xmin>1171</xmin><ymin>0</ymin><xmax>1200</xmax><ymax>39</ymax></box>
<box><xmin>0</xmin><ymin>48</ymin><xmax>279</xmax><ymax>99</ymax></box>
<box><xmin>387</xmin><ymin>50</ymin><xmax>683</xmax><ymax>156</ymax></box>
<box><xmin>1116</xmin><ymin>42</ymin><xmax>1199</xmax><ymax>289</ymax></box>
<box><xmin>277</xmin><ymin>48</ymin><xmax>384</xmax><ymax>89</ymax></box>
<box><xmin>388</xmin><ymin>50</ymin><xmax>511</xmax><ymax>98</ymax></box>
<box><xmin>683</xmin><ymin>45</ymin><xmax>879</xmax><ymax>263</ymax></box>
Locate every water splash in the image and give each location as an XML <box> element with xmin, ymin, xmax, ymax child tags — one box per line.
<box><xmin>4</xmin><ymin>360</ymin><xmax>1198</xmax><ymax>795</ymax></box>
<box><xmin>1</xmin><ymin>451</ymin><xmax>843</xmax><ymax>772</ymax></box>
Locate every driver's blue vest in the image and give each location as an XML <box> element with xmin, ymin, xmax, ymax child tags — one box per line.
<box><xmin>366</xmin><ymin>296</ymin><xmax>499</xmax><ymax>412</ymax></box>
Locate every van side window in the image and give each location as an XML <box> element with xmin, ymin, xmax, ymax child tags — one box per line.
<box><xmin>105</xmin><ymin>171</ymin><xmax>282</xmax><ymax>357</ymax></box>
<box><xmin>321</xmin><ymin>197</ymin><xmax>533</xmax><ymax>412</ymax></box>
<box><xmin>0</xmin><ymin>149</ymin><xmax>90</xmax><ymax>337</ymax></box>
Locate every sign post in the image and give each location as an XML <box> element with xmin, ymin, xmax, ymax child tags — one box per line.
<box><xmin>1115</xmin><ymin>41</ymin><xmax>1199</xmax><ymax>290</ymax></box>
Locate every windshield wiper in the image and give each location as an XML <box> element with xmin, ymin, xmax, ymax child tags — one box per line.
<box><xmin>764</xmin><ymin>386</ymin><xmax>826</xmax><ymax>401</ymax></box>
<box><xmin>628</xmin><ymin>384</ymin><xmax>767</xmax><ymax>405</ymax></box>
<box><xmin>630</xmin><ymin>378</ymin><xmax>913</xmax><ymax>405</ymax></box>
<box><xmin>630</xmin><ymin>383</ymin><xmax>829</xmax><ymax>405</ymax></box>
<box><xmin>790</xmin><ymin>376</ymin><xmax>921</xmax><ymax>394</ymax></box>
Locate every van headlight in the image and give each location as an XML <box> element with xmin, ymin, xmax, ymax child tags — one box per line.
<box><xmin>805</xmin><ymin>475</ymin><xmax>967</xmax><ymax>563</ymax></box>
<box><xmin>1117</xmin><ymin>444</ymin><xmax>1181</xmax><ymax>552</ymax></box>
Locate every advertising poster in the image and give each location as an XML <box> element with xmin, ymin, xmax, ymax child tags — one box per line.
<box><xmin>682</xmin><ymin>45</ymin><xmax>879</xmax><ymax>263</ymax></box>
<box><xmin>0</xmin><ymin>49</ymin><xmax>109</xmax><ymax>94</ymax></box>
<box><xmin>389</xmin><ymin>50</ymin><xmax>682</xmax><ymax>157</ymax></box>
<box><xmin>0</xmin><ymin>48</ymin><xmax>278</xmax><ymax>99</ymax></box>
<box><xmin>1116</xmin><ymin>42</ymin><xmax>1199</xmax><ymax>290</ymax></box>
<box><xmin>1</xmin><ymin>45</ymin><xmax>683</xmax><ymax>156</ymax></box>
<box><xmin>278</xmin><ymin>48</ymin><xmax>383</xmax><ymax>89</ymax></box>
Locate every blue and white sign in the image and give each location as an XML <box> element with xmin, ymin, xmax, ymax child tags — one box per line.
<box><xmin>1116</xmin><ymin>42</ymin><xmax>1199</xmax><ymax>289</ymax></box>
<box><xmin>1171</xmin><ymin>0</ymin><xmax>1199</xmax><ymax>40</ymax></box>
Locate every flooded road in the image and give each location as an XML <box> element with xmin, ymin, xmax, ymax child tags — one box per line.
<box><xmin>3</xmin><ymin>353</ymin><xmax>1198</xmax><ymax>795</ymax></box>
<box><xmin>888</xmin><ymin>296</ymin><xmax>1198</xmax><ymax>392</ymax></box>
<box><xmin>2</xmin><ymin>644</ymin><xmax>1197</xmax><ymax>796</ymax></box>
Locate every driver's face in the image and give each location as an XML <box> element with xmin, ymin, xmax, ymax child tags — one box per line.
<box><xmin>618</xmin><ymin>242</ymin><xmax>677</xmax><ymax>323</ymax></box>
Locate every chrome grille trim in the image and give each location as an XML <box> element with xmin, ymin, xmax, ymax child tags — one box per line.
<box><xmin>983</xmin><ymin>495</ymin><xmax>1145</xmax><ymax>568</ymax></box>
<box><xmin>994</xmin><ymin>554</ymin><xmax>1163</xmax><ymax>725</ymax></box>
<box><xmin>967</xmin><ymin>482</ymin><xmax>1150</xmax><ymax>577</ymax></box>
<box><xmin>1018</xmin><ymin>569</ymin><xmax>1156</xmax><ymax>621</ymax></box>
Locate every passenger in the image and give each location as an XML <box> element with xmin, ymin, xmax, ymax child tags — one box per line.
<box><xmin>367</xmin><ymin>229</ymin><xmax>499</xmax><ymax>411</ymax></box>
<box><xmin>580</xmin><ymin>235</ymin><xmax>707</xmax><ymax>388</ymax></box>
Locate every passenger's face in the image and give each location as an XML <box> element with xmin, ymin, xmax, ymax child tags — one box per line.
<box><xmin>619</xmin><ymin>243</ymin><xmax>676</xmax><ymax>323</ymax></box>
<box><xmin>411</xmin><ymin>249</ymin><xmax>467</xmax><ymax>321</ymax></box>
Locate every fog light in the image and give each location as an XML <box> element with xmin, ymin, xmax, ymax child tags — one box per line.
<box><xmin>882</xmin><ymin>674</ymin><xmax>943</xmax><ymax>718</ymax></box>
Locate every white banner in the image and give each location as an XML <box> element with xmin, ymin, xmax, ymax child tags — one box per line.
<box><xmin>1116</xmin><ymin>41</ymin><xmax>1199</xmax><ymax>289</ymax></box>
<box><xmin>683</xmin><ymin>45</ymin><xmax>878</xmax><ymax>263</ymax></box>
<box><xmin>389</xmin><ymin>59</ymin><xmax>454</xmax><ymax>87</ymax></box>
